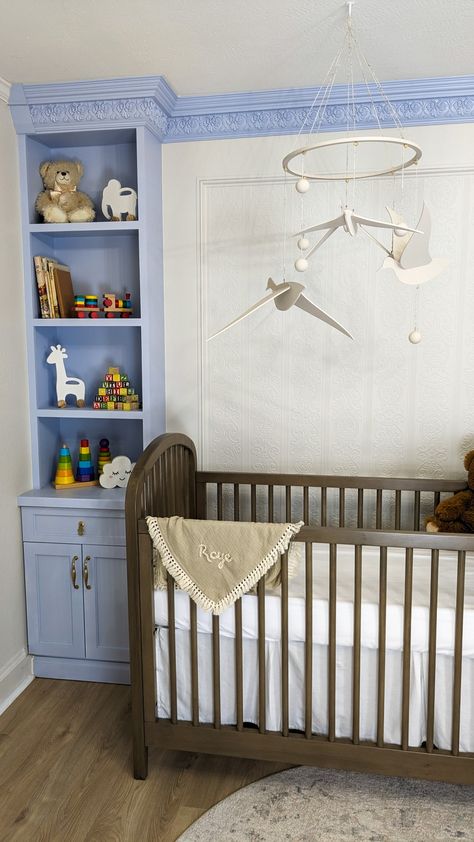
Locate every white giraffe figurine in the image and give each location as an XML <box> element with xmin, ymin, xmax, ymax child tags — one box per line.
<box><xmin>46</xmin><ymin>344</ymin><xmax>86</xmax><ymax>408</ymax></box>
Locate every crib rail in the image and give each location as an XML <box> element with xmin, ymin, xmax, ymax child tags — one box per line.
<box><xmin>196</xmin><ymin>472</ymin><xmax>466</xmax><ymax>532</ymax></box>
<box><xmin>126</xmin><ymin>434</ymin><xmax>474</xmax><ymax>783</ymax></box>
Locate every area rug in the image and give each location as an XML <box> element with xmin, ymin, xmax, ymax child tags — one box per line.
<box><xmin>177</xmin><ymin>766</ymin><xmax>474</xmax><ymax>841</ymax></box>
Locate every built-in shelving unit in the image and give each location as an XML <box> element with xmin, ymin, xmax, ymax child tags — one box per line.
<box><xmin>18</xmin><ymin>125</ymin><xmax>165</xmax><ymax>494</ymax></box>
<box><xmin>13</xmin><ymin>98</ymin><xmax>165</xmax><ymax>684</ymax></box>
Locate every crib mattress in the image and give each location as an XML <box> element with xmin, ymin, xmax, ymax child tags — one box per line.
<box><xmin>154</xmin><ymin>544</ymin><xmax>474</xmax><ymax>654</ymax></box>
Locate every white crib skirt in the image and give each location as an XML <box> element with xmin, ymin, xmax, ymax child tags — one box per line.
<box><xmin>155</xmin><ymin>628</ymin><xmax>474</xmax><ymax>753</ymax></box>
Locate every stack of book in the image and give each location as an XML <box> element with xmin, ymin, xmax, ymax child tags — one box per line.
<box><xmin>33</xmin><ymin>256</ymin><xmax>75</xmax><ymax>319</ymax></box>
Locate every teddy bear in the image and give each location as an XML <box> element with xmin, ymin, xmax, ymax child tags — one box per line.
<box><xmin>35</xmin><ymin>160</ymin><xmax>95</xmax><ymax>223</ymax></box>
<box><xmin>426</xmin><ymin>450</ymin><xmax>474</xmax><ymax>533</ymax></box>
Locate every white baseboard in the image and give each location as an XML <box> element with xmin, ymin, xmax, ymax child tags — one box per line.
<box><xmin>0</xmin><ymin>649</ymin><xmax>34</xmax><ymax>716</ymax></box>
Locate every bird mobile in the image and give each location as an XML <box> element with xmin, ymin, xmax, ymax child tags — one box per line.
<box><xmin>294</xmin><ymin>206</ymin><xmax>422</xmax><ymax>271</ymax></box>
<box><xmin>208</xmin><ymin>277</ymin><xmax>353</xmax><ymax>341</ymax></box>
<box><xmin>379</xmin><ymin>204</ymin><xmax>448</xmax><ymax>286</ymax></box>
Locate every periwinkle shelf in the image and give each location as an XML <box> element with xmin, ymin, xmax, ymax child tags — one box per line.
<box><xmin>18</xmin><ymin>124</ymin><xmax>165</xmax><ymax>495</ymax></box>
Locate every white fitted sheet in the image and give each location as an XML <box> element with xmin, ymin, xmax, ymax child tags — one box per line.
<box><xmin>154</xmin><ymin>543</ymin><xmax>474</xmax><ymax>751</ymax></box>
<box><xmin>154</xmin><ymin>545</ymin><xmax>474</xmax><ymax>654</ymax></box>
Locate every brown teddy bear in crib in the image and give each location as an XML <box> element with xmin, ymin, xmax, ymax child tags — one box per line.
<box><xmin>35</xmin><ymin>160</ymin><xmax>95</xmax><ymax>223</ymax></box>
<box><xmin>426</xmin><ymin>450</ymin><xmax>474</xmax><ymax>533</ymax></box>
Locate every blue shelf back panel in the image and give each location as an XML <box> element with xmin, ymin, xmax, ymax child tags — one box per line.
<box><xmin>26</xmin><ymin>131</ymin><xmax>138</xmax><ymax>224</ymax></box>
<box><xmin>34</xmin><ymin>323</ymin><xmax>142</xmax><ymax>410</ymax></box>
<box><xmin>37</xmin><ymin>416</ymin><xmax>143</xmax><ymax>489</ymax></box>
<box><xmin>30</xmin><ymin>230</ymin><xmax>140</xmax><ymax>318</ymax></box>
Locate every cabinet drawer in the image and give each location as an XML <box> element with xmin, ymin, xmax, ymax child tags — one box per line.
<box><xmin>21</xmin><ymin>507</ymin><xmax>125</xmax><ymax>546</ymax></box>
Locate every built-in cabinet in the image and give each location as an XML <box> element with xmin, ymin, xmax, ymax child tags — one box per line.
<box><xmin>14</xmin><ymin>104</ymin><xmax>165</xmax><ymax>682</ymax></box>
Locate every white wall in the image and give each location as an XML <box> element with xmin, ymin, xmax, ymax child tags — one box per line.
<box><xmin>163</xmin><ymin>124</ymin><xmax>474</xmax><ymax>479</ymax></box>
<box><xmin>0</xmin><ymin>94</ymin><xmax>33</xmax><ymax>711</ymax></box>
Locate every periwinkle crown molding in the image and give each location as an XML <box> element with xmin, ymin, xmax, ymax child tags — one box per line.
<box><xmin>9</xmin><ymin>74</ymin><xmax>474</xmax><ymax>142</ymax></box>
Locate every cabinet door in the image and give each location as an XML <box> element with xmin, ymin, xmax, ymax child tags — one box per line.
<box><xmin>24</xmin><ymin>542</ymin><xmax>85</xmax><ymax>658</ymax></box>
<box><xmin>83</xmin><ymin>545</ymin><xmax>129</xmax><ymax>662</ymax></box>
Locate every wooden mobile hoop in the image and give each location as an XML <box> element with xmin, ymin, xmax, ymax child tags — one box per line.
<box><xmin>282</xmin><ymin>136</ymin><xmax>422</xmax><ymax>182</ymax></box>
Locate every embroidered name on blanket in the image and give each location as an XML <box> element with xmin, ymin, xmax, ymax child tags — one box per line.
<box><xmin>146</xmin><ymin>516</ymin><xmax>303</xmax><ymax>615</ymax></box>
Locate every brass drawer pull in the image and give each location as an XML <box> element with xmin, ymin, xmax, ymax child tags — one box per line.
<box><xmin>71</xmin><ymin>556</ymin><xmax>80</xmax><ymax>589</ymax></box>
<box><xmin>84</xmin><ymin>556</ymin><xmax>92</xmax><ymax>590</ymax></box>
<box><xmin>77</xmin><ymin>521</ymin><xmax>85</xmax><ymax>536</ymax></box>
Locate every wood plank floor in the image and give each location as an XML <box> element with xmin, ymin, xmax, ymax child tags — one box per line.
<box><xmin>0</xmin><ymin>679</ymin><xmax>289</xmax><ymax>841</ymax></box>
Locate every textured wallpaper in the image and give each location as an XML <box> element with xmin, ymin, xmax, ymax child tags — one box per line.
<box><xmin>200</xmin><ymin>170</ymin><xmax>474</xmax><ymax>479</ymax></box>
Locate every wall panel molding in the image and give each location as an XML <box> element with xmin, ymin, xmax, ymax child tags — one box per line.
<box><xmin>197</xmin><ymin>168</ymin><xmax>474</xmax><ymax>477</ymax></box>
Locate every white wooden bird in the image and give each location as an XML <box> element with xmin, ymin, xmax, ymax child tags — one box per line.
<box><xmin>297</xmin><ymin>206</ymin><xmax>422</xmax><ymax>259</ymax></box>
<box><xmin>381</xmin><ymin>203</ymin><xmax>448</xmax><ymax>285</ymax></box>
<box><xmin>208</xmin><ymin>278</ymin><xmax>353</xmax><ymax>340</ymax></box>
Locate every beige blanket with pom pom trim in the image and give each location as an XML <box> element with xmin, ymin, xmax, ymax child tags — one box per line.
<box><xmin>146</xmin><ymin>516</ymin><xmax>303</xmax><ymax>615</ymax></box>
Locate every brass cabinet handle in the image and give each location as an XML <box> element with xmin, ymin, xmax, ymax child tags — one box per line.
<box><xmin>71</xmin><ymin>556</ymin><xmax>80</xmax><ymax>589</ymax></box>
<box><xmin>77</xmin><ymin>521</ymin><xmax>85</xmax><ymax>536</ymax></box>
<box><xmin>83</xmin><ymin>556</ymin><xmax>92</xmax><ymax>590</ymax></box>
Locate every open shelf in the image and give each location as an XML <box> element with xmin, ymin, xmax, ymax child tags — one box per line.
<box><xmin>33</xmin><ymin>318</ymin><xmax>142</xmax><ymax>327</ymax></box>
<box><xmin>36</xmin><ymin>409</ymin><xmax>143</xmax><ymax>419</ymax></box>
<box><xmin>28</xmin><ymin>221</ymin><xmax>140</xmax><ymax>235</ymax></box>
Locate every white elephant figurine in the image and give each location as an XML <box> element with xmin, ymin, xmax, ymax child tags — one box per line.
<box><xmin>101</xmin><ymin>179</ymin><xmax>137</xmax><ymax>221</ymax></box>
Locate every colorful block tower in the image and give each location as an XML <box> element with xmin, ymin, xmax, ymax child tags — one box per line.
<box><xmin>76</xmin><ymin>439</ymin><xmax>95</xmax><ymax>482</ymax></box>
<box><xmin>97</xmin><ymin>438</ymin><xmax>112</xmax><ymax>475</ymax></box>
<box><xmin>54</xmin><ymin>443</ymin><xmax>75</xmax><ymax>486</ymax></box>
<box><xmin>93</xmin><ymin>366</ymin><xmax>140</xmax><ymax>411</ymax></box>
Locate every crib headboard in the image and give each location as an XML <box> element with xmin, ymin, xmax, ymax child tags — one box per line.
<box><xmin>125</xmin><ymin>432</ymin><xmax>197</xmax><ymax>747</ymax></box>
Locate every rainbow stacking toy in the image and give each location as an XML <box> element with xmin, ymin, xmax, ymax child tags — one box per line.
<box><xmin>53</xmin><ymin>441</ymin><xmax>99</xmax><ymax>490</ymax></box>
<box><xmin>76</xmin><ymin>439</ymin><xmax>95</xmax><ymax>482</ymax></box>
<box><xmin>97</xmin><ymin>438</ymin><xmax>112</xmax><ymax>475</ymax></box>
<box><xmin>54</xmin><ymin>443</ymin><xmax>75</xmax><ymax>487</ymax></box>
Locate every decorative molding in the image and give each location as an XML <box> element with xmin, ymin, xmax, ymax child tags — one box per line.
<box><xmin>0</xmin><ymin>648</ymin><xmax>33</xmax><ymax>715</ymax></box>
<box><xmin>9</xmin><ymin>74</ymin><xmax>474</xmax><ymax>141</ymax></box>
<box><xmin>0</xmin><ymin>76</ymin><xmax>11</xmax><ymax>104</ymax></box>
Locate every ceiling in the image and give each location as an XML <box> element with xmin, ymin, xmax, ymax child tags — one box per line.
<box><xmin>1</xmin><ymin>0</ymin><xmax>473</xmax><ymax>96</ymax></box>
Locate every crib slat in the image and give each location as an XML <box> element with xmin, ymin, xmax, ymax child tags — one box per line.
<box><xmin>426</xmin><ymin>549</ymin><xmax>439</xmax><ymax>753</ymax></box>
<box><xmin>357</xmin><ymin>489</ymin><xmax>364</xmax><ymax>528</ymax></box>
<box><xmin>217</xmin><ymin>483</ymin><xmax>223</xmax><ymax>520</ymax></box>
<box><xmin>258</xmin><ymin>579</ymin><xmax>266</xmax><ymax>734</ymax></box>
<box><xmin>212</xmin><ymin>615</ymin><xmax>221</xmax><ymax>729</ymax></box>
<box><xmin>339</xmin><ymin>488</ymin><xmax>345</xmax><ymax>527</ymax></box>
<box><xmin>377</xmin><ymin>546</ymin><xmax>387</xmax><ymax>747</ymax></box>
<box><xmin>434</xmin><ymin>491</ymin><xmax>440</xmax><ymax>510</ymax></box>
<box><xmin>321</xmin><ymin>487</ymin><xmax>327</xmax><ymax>526</ymax></box>
<box><xmin>376</xmin><ymin>489</ymin><xmax>383</xmax><ymax>529</ymax></box>
<box><xmin>328</xmin><ymin>543</ymin><xmax>337</xmax><ymax>742</ymax></box>
<box><xmin>286</xmin><ymin>486</ymin><xmax>292</xmax><ymax>521</ymax></box>
<box><xmin>268</xmin><ymin>485</ymin><xmax>274</xmax><ymax>522</ymax></box>
<box><xmin>190</xmin><ymin>599</ymin><xmax>199</xmax><ymax>726</ymax></box>
<box><xmin>305</xmin><ymin>542</ymin><xmax>313</xmax><ymax>738</ymax></box>
<box><xmin>452</xmin><ymin>550</ymin><xmax>466</xmax><ymax>756</ymax></box>
<box><xmin>352</xmin><ymin>545</ymin><xmax>362</xmax><ymax>745</ymax></box>
<box><xmin>413</xmin><ymin>491</ymin><xmax>421</xmax><ymax>531</ymax></box>
<box><xmin>167</xmin><ymin>574</ymin><xmax>177</xmax><ymax>724</ymax></box>
<box><xmin>235</xmin><ymin>599</ymin><xmax>243</xmax><ymax>731</ymax></box>
<box><xmin>251</xmin><ymin>485</ymin><xmax>257</xmax><ymax>522</ymax></box>
<box><xmin>303</xmin><ymin>486</ymin><xmax>309</xmax><ymax>524</ymax></box>
<box><xmin>395</xmin><ymin>490</ymin><xmax>401</xmax><ymax>530</ymax></box>
<box><xmin>234</xmin><ymin>483</ymin><xmax>240</xmax><ymax>521</ymax></box>
<box><xmin>281</xmin><ymin>551</ymin><xmax>289</xmax><ymax>736</ymax></box>
<box><xmin>402</xmin><ymin>548</ymin><xmax>413</xmax><ymax>750</ymax></box>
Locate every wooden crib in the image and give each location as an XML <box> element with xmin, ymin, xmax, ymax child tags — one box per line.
<box><xmin>125</xmin><ymin>433</ymin><xmax>474</xmax><ymax>784</ymax></box>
